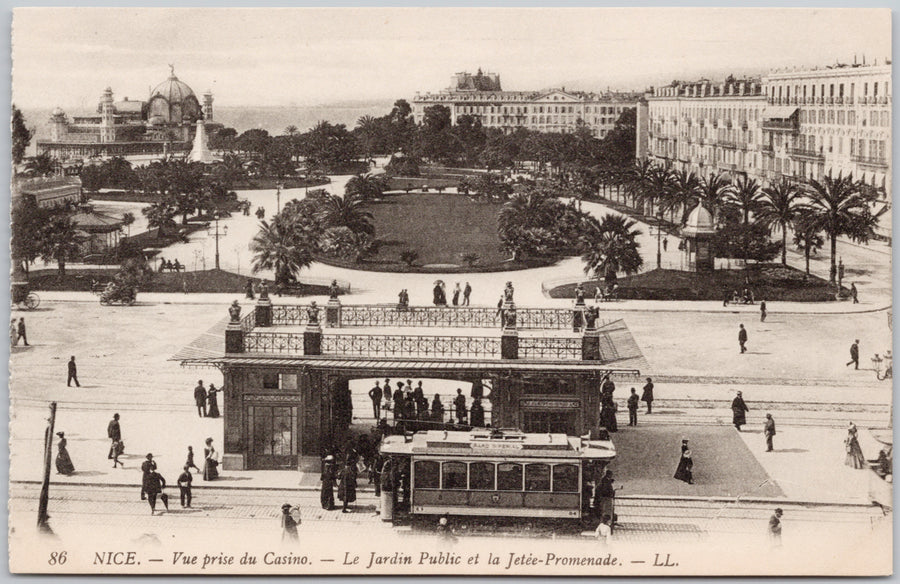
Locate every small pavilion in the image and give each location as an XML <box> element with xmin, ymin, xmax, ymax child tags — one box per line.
<box><xmin>681</xmin><ymin>204</ymin><xmax>716</xmax><ymax>272</ymax></box>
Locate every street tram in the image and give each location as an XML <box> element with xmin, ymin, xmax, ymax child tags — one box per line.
<box><xmin>380</xmin><ymin>428</ymin><xmax>615</xmax><ymax>520</ymax></box>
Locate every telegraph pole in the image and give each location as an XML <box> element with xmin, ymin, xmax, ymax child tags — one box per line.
<box><xmin>37</xmin><ymin>401</ymin><xmax>57</xmax><ymax>530</ymax></box>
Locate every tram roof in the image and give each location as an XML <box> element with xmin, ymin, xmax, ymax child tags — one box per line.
<box><xmin>380</xmin><ymin>430</ymin><xmax>616</xmax><ymax>460</ymax></box>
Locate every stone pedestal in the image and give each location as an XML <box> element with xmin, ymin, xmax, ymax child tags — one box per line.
<box><xmin>255</xmin><ymin>298</ymin><xmax>272</xmax><ymax>327</ymax></box>
<box><xmin>326</xmin><ymin>299</ymin><xmax>342</xmax><ymax>328</ymax></box>
<box><xmin>582</xmin><ymin>329</ymin><xmax>600</xmax><ymax>361</ymax></box>
<box><xmin>222</xmin><ymin>453</ymin><xmax>245</xmax><ymax>471</ymax></box>
<box><xmin>501</xmin><ymin>330</ymin><xmax>518</xmax><ymax>360</ymax></box>
<box><xmin>304</xmin><ymin>324</ymin><xmax>322</xmax><ymax>355</ymax></box>
<box><xmin>225</xmin><ymin>322</ymin><xmax>244</xmax><ymax>353</ymax></box>
<box><xmin>572</xmin><ymin>306</ymin><xmax>585</xmax><ymax>332</ymax></box>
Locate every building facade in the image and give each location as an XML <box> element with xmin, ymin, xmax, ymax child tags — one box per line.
<box><xmin>413</xmin><ymin>70</ymin><xmax>640</xmax><ymax>138</ymax></box>
<box><xmin>640</xmin><ymin>62</ymin><xmax>892</xmax><ymax>201</ymax></box>
<box><xmin>38</xmin><ymin>67</ymin><xmax>220</xmax><ymax>163</ymax></box>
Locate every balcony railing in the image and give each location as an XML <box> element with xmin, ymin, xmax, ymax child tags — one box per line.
<box><xmin>788</xmin><ymin>147</ymin><xmax>825</xmax><ymax>160</ymax></box>
<box><xmin>762</xmin><ymin>120</ymin><xmax>798</xmax><ymax>132</ymax></box>
<box><xmin>518</xmin><ymin>337</ymin><xmax>582</xmax><ymax>360</ymax></box>
<box><xmin>321</xmin><ymin>334</ymin><xmax>502</xmax><ymax>359</ymax></box>
<box><xmin>852</xmin><ymin>155</ymin><xmax>889</xmax><ymax>168</ymax></box>
<box><xmin>269</xmin><ymin>304</ymin><xmax>588</xmax><ymax>330</ymax></box>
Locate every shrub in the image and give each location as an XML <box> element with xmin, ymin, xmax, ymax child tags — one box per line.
<box><xmin>461</xmin><ymin>252</ymin><xmax>480</xmax><ymax>267</ymax></box>
<box><xmin>400</xmin><ymin>249</ymin><xmax>419</xmax><ymax>266</ymax></box>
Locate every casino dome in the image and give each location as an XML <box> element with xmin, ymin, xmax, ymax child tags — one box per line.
<box><xmin>146</xmin><ymin>66</ymin><xmax>202</xmax><ymax>125</ymax></box>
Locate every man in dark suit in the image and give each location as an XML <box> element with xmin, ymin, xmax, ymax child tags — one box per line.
<box><xmin>738</xmin><ymin>324</ymin><xmax>748</xmax><ymax>354</ymax></box>
<box><xmin>194</xmin><ymin>380</ymin><xmax>207</xmax><ymax>417</ymax></box>
<box><xmin>453</xmin><ymin>389</ymin><xmax>467</xmax><ymax>424</ymax></box>
<box><xmin>67</xmin><ymin>356</ymin><xmax>80</xmax><ymax>387</ymax></box>
<box><xmin>17</xmin><ymin>318</ymin><xmax>28</xmax><ymax>346</ymax></box>
<box><xmin>144</xmin><ymin>470</ymin><xmax>167</xmax><ymax>515</ymax></box>
<box><xmin>368</xmin><ymin>381</ymin><xmax>382</xmax><ymax>420</ymax></box>
<box><xmin>846</xmin><ymin>339</ymin><xmax>860</xmax><ymax>370</ymax></box>
<box><xmin>763</xmin><ymin>414</ymin><xmax>776</xmax><ymax>452</ymax></box>
<box><xmin>177</xmin><ymin>465</ymin><xmax>193</xmax><ymax>508</ymax></box>
<box><xmin>107</xmin><ymin>413</ymin><xmax>121</xmax><ymax>460</ymax></box>
<box><xmin>627</xmin><ymin>388</ymin><xmax>639</xmax><ymax>426</ymax></box>
<box><xmin>141</xmin><ymin>453</ymin><xmax>157</xmax><ymax>501</ymax></box>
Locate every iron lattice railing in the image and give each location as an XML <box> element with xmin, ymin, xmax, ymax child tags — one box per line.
<box><xmin>244</xmin><ymin>331</ymin><xmax>305</xmax><ymax>354</ymax></box>
<box><xmin>321</xmin><ymin>334</ymin><xmax>502</xmax><ymax>359</ymax></box>
<box><xmin>240</xmin><ymin>310</ymin><xmax>256</xmax><ymax>333</ymax></box>
<box><xmin>267</xmin><ymin>304</ymin><xmax>597</xmax><ymax>330</ymax></box>
<box><xmin>519</xmin><ymin>337</ymin><xmax>582</xmax><ymax>360</ymax></box>
<box><xmin>271</xmin><ymin>305</ymin><xmax>309</xmax><ymax>326</ymax></box>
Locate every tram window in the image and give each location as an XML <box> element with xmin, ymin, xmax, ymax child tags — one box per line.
<box><xmin>442</xmin><ymin>462</ymin><xmax>468</xmax><ymax>490</ymax></box>
<box><xmin>469</xmin><ymin>462</ymin><xmax>495</xmax><ymax>490</ymax></box>
<box><xmin>497</xmin><ymin>463</ymin><xmax>523</xmax><ymax>491</ymax></box>
<box><xmin>525</xmin><ymin>463</ymin><xmax>551</xmax><ymax>491</ymax></box>
<box><xmin>552</xmin><ymin>464</ymin><xmax>579</xmax><ymax>493</ymax></box>
<box><xmin>414</xmin><ymin>461</ymin><xmax>439</xmax><ymax>489</ymax></box>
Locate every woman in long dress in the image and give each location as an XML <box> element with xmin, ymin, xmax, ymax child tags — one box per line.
<box><xmin>338</xmin><ymin>461</ymin><xmax>358</xmax><ymax>513</ymax></box>
<box><xmin>206</xmin><ymin>384</ymin><xmax>221</xmax><ymax>419</ymax></box>
<box><xmin>55</xmin><ymin>432</ymin><xmax>75</xmax><ymax>475</ymax></box>
<box><xmin>203</xmin><ymin>437</ymin><xmax>219</xmax><ymax>481</ymax></box>
<box><xmin>673</xmin><ymin>439</ymin><xmax>694</xmax><ymax>484</ymax></box>
<box><xmin>844</xmin><ymin>422</ymin><xmax>867</xmax><ymax>469</ymax></box>
<box><xmin>9</xmin><ymin>319</ymin><xmax>18</xmax><ymax>347</ymax></box>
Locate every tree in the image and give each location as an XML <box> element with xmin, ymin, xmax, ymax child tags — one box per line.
<box><xmin>250</xmin><ymin>216</ymin><xmax>316</xmax><ymax>286</ymax></box>
<box><xmin>24</xmin><ymin>153</ymin><xmax>56</xmax><ymax>177</ymax></box>
<box><xmin>315</xmin><ymin>193</ymin><xmax>374</xmax><ymax>236</ymax></box>
<box><xmin>38</xmin><ymin>213</ymin><xmax>82</xmax><ymax>276</ymax></box>
<box><xmin>461</xmin><ymin>252</ymin><xmax>480</xmax><ymax>268</ymax></box>
<box><xmin>320</xmin><ymin>226</ymin><xmax>374</xmax><ymax>263</ymax></box>
<box><xmin>121</xmin><ymin>212</ymin><xmax>135</xmax><ymax>237</ymax></box>
<box><xmin>79</xmin><ymin>164</ymin><xmax>105</xmax><ymax>193</ymax></box>
<box><xmin>669</xmin><ymin>168</ymin><xmax>701</xmax><ymax>224</ymax></box>
<box><xmin>792</xmin><ymin>214</ymin><xmax>825</xmax><ymax>275</ymax></box>
<box><xmin>284</xmin><ymin>125</ymin><xmax>298</xmax><ymax>137</ymax></box>
<box><xmin>638</xmin><ymin>164</ymin><xmax>674</xmax><ymax>269</ymax></box>
<box><xmin>695</xmin><ymin>172</ymin><xmax>733</xmax><ymax>222</ymax></box>
<box><xmin>11</xmin><ymin>105</ymin><xmax>32</xmax><ymax>168</ymax></box>
<box><xmin>344</xmin><ymin>173</ymin><xmax>386</xmax><ymax>201</ymax></box>
<box><xmin>355</xmin><ymin>115</ymin><xmax>379</xmax><ymax>162</ymax></box>
<box><xmin>711</xmin><ymin>221</ymin><xmax>781</xmax><ymax>263</ymax></box>
<box><xmin>580</xmin><ymin>213</ymin><xmax>643</xmax><ymax>286</ymax></box>
<box><xmin>142</xmin><ymin>201</ymin><xmax>178</xmax><ymax>236</ymax></box>
<box><xmin>11</xmin><ymin>196</ymin><xmax>46</xmax><ymax>274</ymax></box>
<box><xmin>498</xmin><ymin>189</ymin><xmax>566</xmax><ymax>260</ymax></box>
<box><xmin>804</xmin><ymin>172</ymin><xmax>882</xmax><ymax>283</ymax></box>
<box><xmin>303</xmin><ymin>121</ymin><xmax>359</xmax><ymax>172</ymax></box>
<box><xmin>400</xmin><ymin>249</ymin><xmax>419</xmax><ymax>266</ymax></box>
<box><xmin>723</xmin><ymin>175</ymin><xmax>761</xmax><ymax>226</ymax></box>
<box><xmin>756</xmin><ymin>178</ymin><xmax>804</xmax><ymax>264</ymax></box>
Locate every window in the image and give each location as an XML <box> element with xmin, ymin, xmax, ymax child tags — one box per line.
<box><xmin>441</xmin><ymin>462</ymin><xmax>467</xmax><ymax>490</ymax></box>
<box><xmin>837</xmin><ymin>111</ymin><xmax>845</xmax><ymax>125</ymax></box>
<box><xmin>849</xmin><ymin>111</ymin><xmax>856</xmax><ymax>125</ymax></box>
<box><xmin>414</xmin><ymin>460</ymin><xmax>440</xmax><ymax>489</ymax></box>
<box><xmin>828</xmin><ymin>110</ymin><xmax>835</xmax><ymax>124</ymax></box>
<box><xmin>469</xmin><ymin>462</ymin><xmax>495</xmax><ymax>490</ymax></box>
<box><xmin>262</xmin><ymin>373</ymin><xmax>279</xmax><ymax>389</ymax></box>
<box><xmin>525</xmin><ymin>463</ymin><xmax>551</xmax><ymax>492</ymax></box>
<box><xmin>497</xmin><ymin>463</ymin><xmax>523</xmax><ymax>491</ymax></box>
<box><xmin>552</xmin><ymin>464</ymin><xmax>579</xmax><ymax>492</ymax></box>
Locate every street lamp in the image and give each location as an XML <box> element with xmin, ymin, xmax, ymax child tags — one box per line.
<box><xmin>276</xmin><ymin>182</ymin><xmax>284</xmax><ymax>214</ymax></box>
<box><xmin>207</xmin><ymin>217</ymin><xmax>228</xmax><ymax>270</ymax></box>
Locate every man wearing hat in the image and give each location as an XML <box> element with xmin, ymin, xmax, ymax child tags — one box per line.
<box><xmin>764</xmin><ymin>413</ymin><xmax>776</xmax><ymax>452</ymax></box>
<box><xmin>177</xmin><ymin>465</ymin><xmax>193</xmax><ymax>508</ymax></box>
<box><xmin>731</xmin><ymin>391</ymin><xmax>749</xmax><ymax>431</ymax></box>
<box><xmin>140</xmin><ymin>453</ymin><xmax>157</xmax><ymax>501</ymax></box>
<box><xmin>144</xmin><ymin>470</ymin><xmax>168</xmax><ymax>515</ymax></box>
<box><xmin>320</xmin><ymin>455</ymin><xmax>336</xmax><ymax>510</ymax></box>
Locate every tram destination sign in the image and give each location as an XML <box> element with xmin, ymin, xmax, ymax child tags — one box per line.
<box><xmin>519</xmin><ymin>399</ymin><xmax>581</xmax><ymax>410</ymax></box>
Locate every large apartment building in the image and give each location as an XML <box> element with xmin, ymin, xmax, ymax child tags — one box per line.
<box><xmin>413</xmin><ymin>70</ymin><xmax>640</xmax><ymax>138</ymax></box>
<box><xmin>639</xmin><ymin>62</ymin><xmax>892</xmax><ymax>200</ymax></box>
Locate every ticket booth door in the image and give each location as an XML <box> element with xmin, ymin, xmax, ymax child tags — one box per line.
<box><xmin>247</xmin><ymin>405</ymin><xmax>298</xmax><ymax>469</ymax></box>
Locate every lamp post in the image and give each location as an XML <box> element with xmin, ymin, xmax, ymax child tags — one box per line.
<box><xmin>276</xmin><ymin>182</ymin><xmax>284</xmax><ymax>214</ymax></box>
<box><xmin>207</xmin><ymin>217</ymin><xmax>228</xmax><ymax>270</ymax></box>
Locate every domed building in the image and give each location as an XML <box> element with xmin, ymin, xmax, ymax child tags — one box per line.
<box><xmin>38</xmin><ymin>66</ymin><xmax>219</xmax><ymax>163</ymax></box>
<box><xmin>681</xmin><ymin>203</ymin><xmax>717</xmax><ymax>272</ymax></box>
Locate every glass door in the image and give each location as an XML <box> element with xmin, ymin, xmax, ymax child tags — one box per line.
<box><xmin>248</xmin><ymin>405</ymin><xmax>297</xmax><ymax>469</ymax></box>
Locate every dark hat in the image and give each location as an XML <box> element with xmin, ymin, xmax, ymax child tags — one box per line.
<box><xmin>282</xmin><ymin>503</ymin><xmax>293</xmax><ymax>511</ymax></box>
<box><xmin>56</xmin><ymin>431</ymin><xmax>64</xmax><ymax>437</ymax></box>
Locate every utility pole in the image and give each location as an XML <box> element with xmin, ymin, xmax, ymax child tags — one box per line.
<box><xmin>207</xmin><ymin>217</ymin><xmax>228</xmax><ymax>270</ymax></box>
<box><xmin>37</xmin><ymin>401</ymin><xmax>57</xmax><ymax>530</ymax></box>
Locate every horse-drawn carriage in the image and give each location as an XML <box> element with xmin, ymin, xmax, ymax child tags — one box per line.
<box><xmin>11</xmin><ymin>281</ymin><xmax>40</xmax><ymax>310</ymax></box>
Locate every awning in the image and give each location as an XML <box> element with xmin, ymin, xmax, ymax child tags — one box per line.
<box><xmin>763</xmin><ymin>106</ymin><xmax>798</xmax><ymax>120</ymax></box>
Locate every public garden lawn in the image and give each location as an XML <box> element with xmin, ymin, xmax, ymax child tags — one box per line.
<box><xmin>344</xmin><ymin>193</ymin><xmax>553</xmax><ymax>271</ymax></box>
<box><xmin>549</xmin><ymin>265</ymin><xmax>845</xmax><ymax>302</ymax></box>
<box><xmin>28</xmin><ymin>268</ymin><xmax>330</xmax><ymax>295</ymax></box>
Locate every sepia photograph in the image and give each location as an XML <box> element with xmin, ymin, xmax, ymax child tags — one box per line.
<box><xmin>7</xmin><ymin>6</ymin><xmax>893</xmax><ymax>575</ymax></box>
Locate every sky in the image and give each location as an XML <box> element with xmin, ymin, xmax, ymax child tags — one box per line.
<box><xmin>11</xmin><ymin>7</ymin><xmax>892</xmax><ymax>109</ymax></box>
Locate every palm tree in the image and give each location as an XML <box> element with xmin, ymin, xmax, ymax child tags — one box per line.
<box><xmin>638</xmin><ymin>164</ymin><xmax>674</xmax><ymax>269</ymax></box>
<box><xmin>497</xmin><ymin>190</ymin><xmax>559</xmax><ymax>238</ymax></box>
<box><xmin>792</xmin><ymin>214</ymin><xmax>825</xmax><ymax>275</ymax></box>
<box><xmin>356</xmin><ymin>115</ymin><xmax>379</xmax><ymax>162</ymax></box>
<box><xmin>344</xmin><ymin>173</ymin><xmax>386</xmax><ymax>201</ymax></box>
<box><xmin>804</xmin><ymin>172</ymin><xmax>882</xmax><ymax>282</ymax></box>
<box><xmin>316</xmin><ymin>193</ymin><xmax>375</xmax><ymax>236</ymax></box>
<box><xmin>25</xmin><ymin>153</ymin><xmax>56</xmax><ymax>177</ymax></box>
<box><xmin>580</xmin><ymin>213</ymin><xmax>643</xmax><ymax>286</ymax></box>
<box><xmin>121</xmin><ymin>212</ymin><xmax>136</xmax><ymax>237</ymax></box>
<box><xmin>756</xmin><ymin>178</ymin><xmax>804</xmax><ymax>264</ymax></box>
<box><xmin>695</xmin><ymin>172</ymin><xmax>733</xmax><ymax>222</ymax></box>
<box><xmin>625</xmin><ymin>159</ymin><xmax>654</xmax><ymax>210</ymax></box>
<box><xmin>250</xmin><ymin>217</ymin><xmax>315</xmax><ymax>286</ymax></box>
<box><xmin>669</xmin><ymin>168</ymin><xmax>700</xmax><ymax>225</ymax></box>
<box><xmin>141</xmin><ymin>201</ymin><xmax>177</xmax><ymax>236</ymax></box>
<box><xmin>724</xmin><ymin>175</ymin><xmax>761</xmax><ymax>225</ymax></box>
<box><xmin>284</xmin><ymin>125</ymin><xmax>298</xmax><ymax>137</ymax></box>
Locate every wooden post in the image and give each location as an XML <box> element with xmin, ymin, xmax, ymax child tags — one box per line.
<box><xmin>37</xmin><ymin>401</ymin><xmax>57</xmax><ymax>529</ymax></box>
